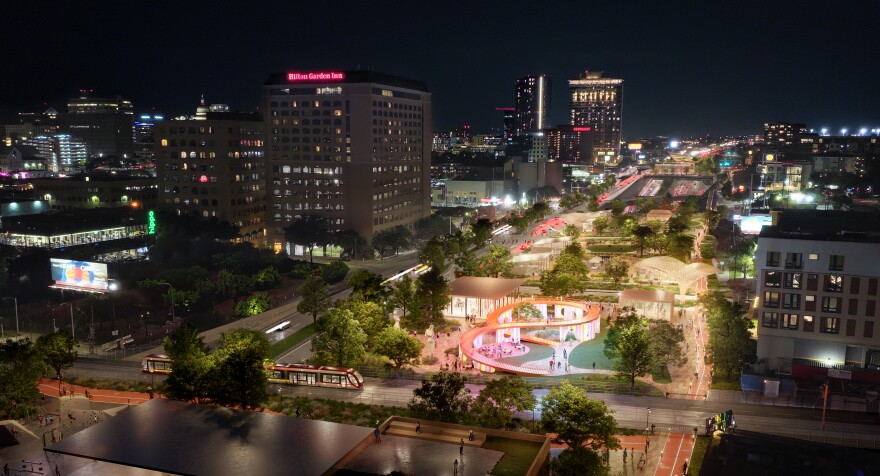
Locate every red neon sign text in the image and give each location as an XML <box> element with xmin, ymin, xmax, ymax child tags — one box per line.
<box><xmin>287</xmin><ymin>72</ymin><xmax>345</xmax><ymax>82</ymax></box>
<box><xmin>573</xmin><ymin>127</ymin><xmax>592</xmax><ymax>132</ymax></box>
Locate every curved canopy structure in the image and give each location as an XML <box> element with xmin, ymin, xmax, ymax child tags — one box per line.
<box><xmin>633</xmin><ymin>256</ymin><xmax>718</xmax><ymax>296</ymax></box>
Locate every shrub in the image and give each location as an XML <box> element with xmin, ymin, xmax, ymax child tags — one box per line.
<box><xmin>234</xmin><ymin>291</ymin><xmax>273</xmax><ymax>318</ymax></box>
<box><xmin>322</xmin><ymin>260</ymin><xmax>350</xmax><ymax>284</ymax></box>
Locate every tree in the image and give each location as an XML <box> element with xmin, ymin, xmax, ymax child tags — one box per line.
<box><xmin>540</xmin><ymin>381</ymin><xmax>618</xmax><ymax>451</ymax></box>
<box><xmin>162</xmin><ymin>323</ymin><xmax>211</xmax><ymax>402</ymax></box>
<box><xmin>540</xmin><ymin>272</ymin><xmax>585</xmax><ymax>297</ymax></box>
<box><xmin>389</xmin><ymin>274</ymin><xmax>418</xmax><ymax>320</ymax></box>
<box><xmin>603</xmin><ymin>307</ymin><xmax>640</xmax><ymax>360</ymax></box>
<box><xmin>414</xmin><ymin>214</ymin><xmax>450</xmax><ymax>243</ymax></box>
<box><xmin>234</xmin><ymin>291</ymin><xmax>273</xmax><ymax>318</ymax></box>
<box><xmin>604</xmin><ymin>258</ymin><xmax>629</xmax><ymax>286</ymax></box>
<box><xmin>408</xmin><ymin>267</ymin><xmax>451</xmax><ymax>330</ymax></box>
<box><xmin>608</xmin><ymin>199</ymin><xmax>626</xmax><ymax>217</ymax></box>
<box><xmin>253</xmin><ymin>266</ymin><xmax>282</xmax><ymax>290</ymax></box>
<box><xmin>419</xmin><ymin>240</ymin><xmax>447</xmax><ymax>272</ymax></box>
<box><xmin>476</xmin><ymin>244</ymin><xmax>513</xmax><ymax>278</ymax></box>
<box><xmin>592</xmin><ymin>217</ymin><xmax>610</xmax><ymax>236</ymax></box>
<box><xmin>0</xmin><ymin>338</ymin><xmax>44</xmax><ymax>418</ymax></box>
<box><xmin>331</xmin><ymin>229</ymin><xmax>368</xmax><ymax>260</ymax></box>
<box><xmin>551</xmin><ymin>447</ymin><xmax>609</xmax><ymax>476</ymax></box>
<box><xmin>668</xmin><ymin>234</ymin><xmax>696</xmax><ymax>261</ymax></box>
<box><xmin>311</xmin><ymin>308</ymin><xmax>367</xmax><ymax>367</ymax></box>
<box><xmin>343</xmin><ymin>299</ymin><xmax>391</xmax><ymax>347</ymax></box>
<box><xmin>374</xmin><ymin>327</ymin><xmax>423</xmax><ymax>369</ymax></box>
<box><xmin>409</xmin><ymin>371</ymin><xmax>472</xmax><ymax>423</ymax></box>
<box><xmin>699</xmin><ymin>291</ymin><xmax>754</xmax><ymax>379</ymax></box>
<box><xmin>472</xmin><ymin>375</ymin><xmax>536</xmax><ymax>429</ymax></box>
<box><xmin>634</xmin><ymin>197</ymin><xmax>655</xmax><ymax>214</ymax></box>
<box><xmin>208</xmin><ymin>329</ymin><xmax>270</xmax><ymax>410</ymax></box>
<box><xmin>283</xmin><ymin>214</ymin><xmax>331</xmax><ymax>263</ymax></box>
<box><xmin>647</xmin><ymin>320</ymin><xmax>687</xmax><ymax>376</ymax></box>
<box><xmin>470</xmin><ymin>218</ymin><xmax>493</xmax><ymax>247</ymax></box>
<box><xmin>632</xmin><ymin>225</ymin><xmax>654</xmax><ymax>257</ymax></box>
<box><xmin>613</xmin><ymin>325</ymin><xmax>654</xmax><ymax>390</ymax></box>
<box><xmin>298</xmin><ymin>272</ymin><xmax>332</xmax><ymax>323</ymax></box>
<box><xmin>508</xmin><ymin>214</ymin><xmax>530</xmax><ymax>234</ymax></box>
<box><xmin>372</xmin><ymin>226</ymin><xmax>412</xmax><ymax>257</ymax></box>
<box><xmin>321</xmin><ymin>259</ymin><xmax>350</xmax><ymax>284</ymax></box>
<box><xmin>563</xmin><ymin>223</ymin><xmax>581</xmax><ymax>239</ymax></box>
<box><xmin>35</xmin><ymin>331</ymin><xmax>78</xmax><ymax>380</ymax></box>
<box><xmin>348</xmin><ymin>269</ymin><xmax>387</xmax><ymax>303</ymax></box>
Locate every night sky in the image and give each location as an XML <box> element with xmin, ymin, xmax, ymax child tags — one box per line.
<box><xmin>3</xmin><ymin>1</ymin><xmax>878</xmax><ymax>138</ymax></box>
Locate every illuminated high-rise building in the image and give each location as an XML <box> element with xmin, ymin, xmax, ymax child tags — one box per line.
<box><xmin>569</xmin><ymin>71</ymin><xmax>623</xmax><ymax>156</ymax></box>
<box><xmin>496</xmin><ymin>107</ymin><xmax>516</xmax><ymax>142</ymax></box>
<box><xmin>514</xmin><ymin>74</ymin><xmax>551</xmax><ymax>136</ymax></box>
<box><xmin>262</xmin><ymin>70</ymin><xmax>431</xmax><ymax>255</ymax></box>
<box><xmin>57</xmin><ymin>91</ymin><xmax>135</xmax><ymax>159</ymax></box>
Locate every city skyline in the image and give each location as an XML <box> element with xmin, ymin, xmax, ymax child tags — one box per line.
<box><xmin>2</xmin><ymin>1</ymin><xmax>879</xmax><ymax>138</ymax></box>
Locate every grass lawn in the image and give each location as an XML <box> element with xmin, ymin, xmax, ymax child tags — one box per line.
<box><xmin>269</xmin><ymin>323</ymin><xmax>316</xmax><ymax>358</ymax></box>
<box><xmin>499</xmin><ymin>343</ymin><xmax>554</xmax><ymax>365</ymax></box>
<box><xmin>710</xmin><ymin>375</ymin><xmax>742</xmax><ymax>391</ymax></box>
<box><xmin>686</xmin><ymin>435</ymin><xmax>711</xmax><ymax>475</ymax></box>
<box><xmin>567</xmin><ymin>321</ymin><xmax>614</xmax><ymax>370</ymax></box>
<box><xmin>482</xmin><ymin>435</ymin><xmax>542</xmax><ymax>476</ymax></box>
<box><xmin>651</xmin><ymin>366</ymin><xmax>672</xmax><ymax>384</ymax></box>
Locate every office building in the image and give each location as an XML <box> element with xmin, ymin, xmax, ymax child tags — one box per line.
<box><xmin>22</xmin><ymin>134</ymin><xmax>89</xmax><ymax>172</ymax></box>
<box><xmin>30</xmin><ymin>172</ymin><xmax>158</xmax><ymax>211</ymax></box>
<box><xmin>134</xmin><ymin>112</ymin><xmax>165</xmax><ymax>160</ymax></box>
<box><xmin>755</xmin><ymin>210</ymin><xmax>880</xmax><ymax>374</ymax></box>
<box><xmin>764</xmin><ymin>122</ymin><xmax>807</xmax><ymax>148</ymax></box>
<box><xmin>57</xmin><ymin>92</ymin><xmax>135</xmax><ymax>159</ymax></box>
<box><xmin>569</xmin><ymin>71</ymin><xmax>623</xmax><ymax>160</ymax></box>
<box><xmin>514</xmin><ymin>74</ymin><xmax>551</xmax><ymax>136</ymax></box>
<box><xmin>496</xmin><ymin>107</ymin><xmax>516</xmax><ymax>142</ymax></box>
<box><xmin>155</xmin><ymin>107</ymin><xmax>266</xmax><ymax>244</ymax></box>
<box><xmin>262</xmin><ymin>70</ymin><xmax>432</xmax><ymax>254</ymax></box>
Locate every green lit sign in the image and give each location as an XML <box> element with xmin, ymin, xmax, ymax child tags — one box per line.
<box><xmin>147</xmin><ymin>210</ymin><xmax>157</xmax><ymax>235</ymax></box>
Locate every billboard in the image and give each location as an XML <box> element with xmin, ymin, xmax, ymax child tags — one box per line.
<box><xmin>50</xmin><ymin>259</ymin><xmax>109</xmax><ymax>292</ymax></box>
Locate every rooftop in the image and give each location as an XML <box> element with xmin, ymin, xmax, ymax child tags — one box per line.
<box><xmin>759</xmin><ymin>210</ymin><xmax>880</xmax><ymax>243</ymax></box>
<box><xmin>449</xmin><ymin>276</ymin><xmax>527</xmax><ymax>300</ymax></box>
<box><xmin>264</xmin><ymin>70</ymin><xmax>430</xmax><ymax>92</ymax></box>
<box><xmin>1</xmin><ymin>208</ymin><xmax>147</xmax><ymax>235</ymax></box>
<box><xmin>45</xmin><ymin>399</ymin><xmax>374</xmax><ymax>476</ymax></box>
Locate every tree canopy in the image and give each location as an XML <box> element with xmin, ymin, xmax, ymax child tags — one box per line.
<box><xmin>647</xmin><ymin>320</ymin><xmax>687</xmax><ymax>376</ymax></box>
<box><xmin>283</xmin><ymin>214</ymin><xmax>331</xmax><ymax>263</ymax></box>
<box><xmin>162</xmin><ymin>323</ymin><xmax>210</xmax><ymax>402</ymax></box>
<box><xmin>208</xmin><ymin>329</ymin><xmax>270</xmax><ymax>410</ymax></box>
<box><xmin>540</xmin><ymin>381</ymin><xmax>618</xmax><ymax>451</ymax></box>
<box><xmin>472</xmin><ymin>375</ymin><xmax>536</xmax><ymax>429</ymax></box>
<box><xmin>311</xmin><ymin>307</ymin><xmax>368</xmax><ymax>367</ymax></box>
<box><xmin>613</xmin><ymin>325</ymin><xmax>654</xmax><ymax>390</ymax></box>
<box><xmin>298</xmin><ymin>272</ymin><xmax>332</xmax><ymax>323</ymax></box>
<box><xmin>35</xmin><ymin>331</ymin><xmax>78</xmax><ymax>380</ymax></box>
<box><xmin>373</xmin><ymin>327</ymin><xmax>423</xmax><ymax>369</ymax></box>
<box><xmin>408</xmin><ymin>371</ymin><xmax>472</xmax><ymax>423</ymax></box>
<box><xmin>699</xmin><ymin>291</ymin><xmax>754</xmax><ymax>379</ymax></box>
<box><xmin>0</xmin><ymin>338</ymin><xmax>44</xmax><ymax>418</ymax></box>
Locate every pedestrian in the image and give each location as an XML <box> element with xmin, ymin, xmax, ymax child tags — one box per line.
<box><xmin>646</xmin><ymin>437</ymin><xmax>650</xmax><ymax>452</ymax></box>
<box><xmin>623</xmin><ymin>448</ymin><xmax>628</xmax><ymax>462</ymax></box>
<box><xmin>454</xmin><ymin>459</ymin><xmax>459</xmax><ymax>476</ymax></box>
<box><xmin>49</xmin><ymin>415</ymin><xmax>54</xmax><ymax>426</ymax></box>
<box><xmin>460</xmin><ymin>438</ymin><xmax>464</xmax><ymax>455</ymax></box>
<box><xmin>295</xmin><ymin>407</ymin><xmax>301</xmax><ymax>417</ymax></box>
<box><xmin>563</xmin><ymin>349</ymin><xmax>567</xmax><ymax>359</ymax></box>
<box><xmin>592</xmin><ymin>361</ymin><xmax>596</xmax><ymax>370</ymax></box>
<box><xmin>416</xmin><ymin>421</ymin><xmax>421</xmax><ymax>434</ymax></box>
<box><xmin>682</xmin><ymin>459</ymin><xmax>689</xmax><ymax>474</ymax></box>
<box><xmin>651</xmin><ymin>423</ymin><xmax>655</xmax><ymax>435</ymax></box>
<box><xmin>70</xmin><ymin>385</ymin><xmax>75</xmax><ymax>397</ymax></box>
<box><xmin>39</xmin><ymin>415</ymin><xmax>44</xmax><ymax>427</ymax></box>
<box><xmin>469</xmin><ymin>428</ymin><xmax>474</xmax><ymax>441</ymax></box>
<box><xmin>374</xmin><ymin>427</ymin><xmax>381</xmax><ymax>443</ymax></box>
<box><xmin>4</xmin><ymin>462</ymin><xmax>8</xmax><ymax>476</ymax></box>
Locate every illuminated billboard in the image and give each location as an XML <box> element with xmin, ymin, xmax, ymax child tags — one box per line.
<box><xmin>739</xmin><ymin>215</ymin><xmax>772</xmax><ymax>235</ymax></box>
<box><xmin>50</xmin><ymin>259</ymin><xmax>109</xmax><ymax>292</ymax></box>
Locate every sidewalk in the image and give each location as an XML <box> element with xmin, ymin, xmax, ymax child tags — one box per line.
<box><xmin>37</xmin><ymin>378</ymin><xmax>154</xmax><ymax>405</ymax></box>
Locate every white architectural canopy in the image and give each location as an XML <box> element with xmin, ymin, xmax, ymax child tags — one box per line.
<box><xmin>633</xmin><ymin>256</ymin><xmax>718</xmax><ymax>296</ymax></box>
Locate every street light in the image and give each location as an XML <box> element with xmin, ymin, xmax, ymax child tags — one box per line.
<box><xmin>156</xmin><ymin>282</ymin><xmax>175</xmax><ymax>320</ymax></box>
<box><xmin>2</xmin><ymin>297</ymin><xmax>18</xmax><ymax>334</ymax></box>
<box><xmin>63</xmin><ymin>302</ymin><xmax>75</xmax><ymax>338</ymax></box>
<box><xmin>645</xmin><ymin>407</ymin><xmax>651</xmax><ymax>447</ymax></box>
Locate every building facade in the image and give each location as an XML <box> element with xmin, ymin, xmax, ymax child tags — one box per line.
<box><xmin>755</xmin><ymin>211</ymin><xmax>880</xmax><ymax>373</ymax></box>
<box><xmin>30</xmin><ymin>173</ymin><xmax>158</xmax><ymax>211</ymax></box>
<box><xmin>568</xmin><ymin>71</ymin><xmax>623</xmax><ymax>158</ymax></box>
<box><xmin>514</xmin><ymin>74</ymin><xmax>551</xmax><ymax>136</ymax></box>
<box><xmin>57</xmin><ymin>93</ymin><xmax>134</xmax><ymax>159</ymax></box>
<box><xmin>154</xmin><ymin>112</ymin><xmax>266</xmax><ymax>244</ymax></box>
<box><xmin>764</xmin><ymin>122</ymin><xmax>807</xmax><ymax>148</ymax></box>
<box><xmin>22</xmin><ymin>135</ymin><xmax>89</xmax><ymax>172</ymax></box>
<box><xmin>262</xmin><ymin>70</ymin><xmax>432</xmax><ymax>253</ymax></box>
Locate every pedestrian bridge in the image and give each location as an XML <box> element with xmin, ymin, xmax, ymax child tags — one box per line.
<box><xmin>459</xmin><ymin>297</ymin><xmax>602</xmax><ymax>376</ymax></box>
